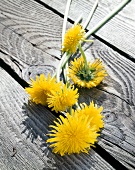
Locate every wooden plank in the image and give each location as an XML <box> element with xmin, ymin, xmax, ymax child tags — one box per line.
<box><xmin>0</xmin><ymin>23</ymin><xmax>60</xmax><ymax>81</ymax></box>
<box><xmin>79</xmin><ymin>86</ymin><xmax>135</xmax><ymax>169</ymax></box>
<box><xmin>0</xmin><ymin>27</ymin><xmax>135</xmax><ymax>170</ymax></box>
<box><xmin>0</xmin><ymin>19</ymin><xmax>135</xmax><ymax>106</ymax></box>
<box><xmin>79</xmin><ymin>40</ymin><xmax>135</xmax><ymax>169</ymax></box>
<box><xmin>39</xmin><ymin>0</ymin><xmax>135</xmax><ymax>58</ymax></box>
<box><xmin>84</xmin><ymin>40</ymin><xmax>135</xmax><ymax>106</ymax></box>
<box><xmin>0</xmin><ymin>0</ymin><xmax>134</xmax><ymax>59</ymax></box>
<box><xmin>0</xmin><ymin>67</ymin><xmax>115</xmax><ymax>170</ymax></box>
<box><xmin>0</xmin><ymin>0</ymin><xmax>63</xmax><ymax>58</ymax></box>
<box><xmin>0</xmin><ymin>0</ymin><xmax>135</xmax><ymax>169</ymax></box>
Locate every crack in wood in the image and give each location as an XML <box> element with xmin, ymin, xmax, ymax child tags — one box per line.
<box><xmin>11</xmin><ymin>147</ymin><xmax>17</xmax><ymax>157</ymax></box>
<box><xmin>97</xmin><ymin>87</ymin><xmax>135</xmax><ymax>106</ymax></box>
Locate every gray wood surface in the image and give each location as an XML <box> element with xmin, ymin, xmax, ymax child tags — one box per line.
<box><xmin>0</xmin><ymin>0</ymin><xmax>135</xmax><ymax>169</ymax></box>
<box><xmin>0</xmin><ymin>67</ymin><xmax>115</xmax><ymax>170</ymax></box>
<box><xmin>40</xmin><ymin>0</ymin><xmax>135</xmax><ymax>58</ymax></box>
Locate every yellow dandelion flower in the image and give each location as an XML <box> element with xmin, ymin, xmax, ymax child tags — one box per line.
<box><xmin>74</xmin><ymin>101</ymin><xmax>104</xmax><ymax>131</ymax></box>
<box><xmin>47</xmin><ymin>84</ymin><xmax>79</xmax><ymax>113</ymax></box>
<box><xmin>62</xmin><ymin>24</ymin><xmax>85</xmax><ymax>54</ymax></box>
<box><xmin>47</xmin><ymin>113</ymin><xmax>99</xmax><ymax>156</ymax></box>
<box><xmin>25</xmin><ymin>74</ymin><xmax>62</xmax><ymax>105</ymax></box>
<box><xmin>68</xmin><ymin>56</ymin><xmax>107</xmax><ymax>88</ymax></box>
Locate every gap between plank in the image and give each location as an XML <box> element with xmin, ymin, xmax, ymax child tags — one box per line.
<box><xmin>0</xmin><ymin>57</ymin><xmax>28</xmax><ymax>88</ymax></box>
<box><xmin>93</xmin><ymin>34</ymin><xmax>135</xmax><ymax>63</ymax></box>
<box><xmin>33</xmin><ymin>0</ymin><xmax>135</xmax><ymax>63</ymax></box>
<box><xmin>0</xmin><ymin>57</ymin><xmax>129</xmax><ymax>170</ymax></box>
<box><xmin>94</xmin><ymin>144</ymin><xmax>128</xmax><ymax>170</ymax></box>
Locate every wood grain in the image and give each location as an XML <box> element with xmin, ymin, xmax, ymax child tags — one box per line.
<box><xmin>78</xmin><ymin>40</ymin><xmax>135</xmax><ymax>169</ymax></box>
<box><xmin>0</xmin><ymin>0</ymin><xmax>63</xmax><ymax>57</ymax></box>
<box><xmin>39</xmin><ymin>0</ymin><xmax>135</xmax><ymax>58</ymax></box>
<box><xmin>0</xmin><ymin>21</ymin><xmax>59</xmax><ymax>82</ymax></box>
<box><xmin>0</xmin><ymin>67</ymin><xmax>115</xmax><ymax>170</ymax></box>
<box><xmin>0</xmin><ymin>0</ymin><xmax>135</xmax><ymax>169</ymax></box>
<box><xmin>84</xmin><ymin>40</ymin><xmax>135</xmax><ymax>107</ymax></box>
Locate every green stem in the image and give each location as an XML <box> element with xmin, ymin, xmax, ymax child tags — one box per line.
<box><xmin>63</xmin><ymin>15</ymin><xmax>83</xmax><ymax>84</ymax></box>
<box><xmin>63</xmin><ymin>63</ymin><xmax>70</xmax><ymax>83</ymax></box>
<box><xmin>56</xmin><ymin>53</ymin><xmax>71</xmax><ymax>82</ymax></box>
<box><xmin>62</xmin><ymin>0</ymin><xmax>71</xmax><ymax>43</ymax></box>
<box><xmin>74</xmin><ymin>14</ymin><xmax>83</xmax><ymax>25</ymax></box>
<box><xmin>78</xmin><ymin>43</ymin><xmax>87</xmax><ymax>67</ymax></box>
<box><xmin>63</xmin><ymin>53</ymin><xmax>71</xmax><ymax>84</ymax></box>
<box><xmin>69</xmin><ymin>106</ymin><xmax>72</xmax><ymax>115</ymax></box>
<box><xmin>83</xmin><ymin>0</ymin><xmax>99</xmax><ymax>29</ymax></box>
<box><xmin>76</xmin><ymin>102</ymin><xmax>81</xmax><ymax>110</ymax></box>
<box><xmin>85</xmin><ymin>0</ymin><xmax>130</xmax><ymax>38</ymax></box>
<box><xmin>52</xmin><ymin>72</ymin><xmax>56</xmax><ymax>79</ymax></box>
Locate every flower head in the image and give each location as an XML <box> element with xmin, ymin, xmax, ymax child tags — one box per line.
<box><xmin>47</xmin><ymin>113</ymin><xmax>99</xmax><ymax>156</ymax></box>
<box><xmin>47</xmin><ymin>84</ymin><xmax>79</xmax><ymax>113</ymax></box>
<box><xmin>25</xmin><ymin>74</ymin><xmax>62</xmax><ymax>105</ymax></box>
<box><xmin>62</xmin><ymin>24</ymin><xmax>85</xmax><ymax>54</ymax></box>
<box><xmin>74</xmin><ymin>101</ymin><xmax>104</xmax><ymax>131</ymax></box>
<box><xmin>68</xmin><ymin>56</ymin><xmax>107</xmax><ymax>88</ymax></box>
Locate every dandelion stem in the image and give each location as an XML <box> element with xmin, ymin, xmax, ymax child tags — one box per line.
<box><xmin>63</xmin><ymin>53</ymin><xmax>71</xmax><ymax>83</ymax></box>
<box><xmin>69</xmin><ymin>106</ymin><xmax>72</xmax><ymax>115</ymax></box>
<box><xmin>63</xmin><ymin>66</ymin><xmax>67</xmax><ymax>83</ymax></box>
<box><xmin>85</xmin><ymin>0</ymin><xmax>130</xmax><ymax>38</ymax></box>
<box><xmin>52</xmin><ymin>72</ymin><xmax>56</xmax><ymax>79</ymax></box>
<box><xmin>56</xmin><ymin>53</ymin><xmax>71</xmax><ymax>82</ymax></box>
<box><xmin>76</xmin><ymin>102</ymin><xmax>81</xmax><ymax>109</ymax></box>
<box><xmin>56</xmin><ymin>53</ymin><xmax>66</xmax><ymax>82</ymax></box>
<box><xmin>78</xmin><ymin>43</ymin><xmax>87</xmax><ymax>67</ymax></box>
<box><xmin>61</xmin><ymin>0</ymin><xmax>71</xmax><ymax>83</ymax></box>
<box><xmin>63</xmin><ymin>64</ymin><xmax>70</xmax><ymax>85</ymax></box>
<box><xmin>63</xmin><ymin>15</ymin><xmax>83</xmax><ymax>84</ymax></box>
<box><xmin>74</xmin><ymin>14</ymin><xmax>83</xmax><ymax>25</ymax></box>
<box><xmin>84</xmin><ymin>39</ymin><xmax>94</xmax><ymax>43</ymax></box>
<box><xmin>62</xmin><ymin>0</ymin><xmax>72</xmax><ymax>43</ymax></box>
<box><xmin>83</xmin><ymin>0</ymin><xmax>99</xmax><ymax>29</ymax></box>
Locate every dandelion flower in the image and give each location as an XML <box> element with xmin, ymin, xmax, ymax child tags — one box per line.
<box><xmin>68</xmin><ymin>56</ymin><xmax>107</xmax><ymax>88</ymax></box>
<box><xmin>75</xmin><ymin>101</ymin><xmax>104</xmax><ymax>131</ymax></box>
<box><xmin>62</xmin><ymin>24</ymin><xmax>85</xmax><ymax>54</ymax></box>
<box><xmin>47</xmin><ymin>84</ymin><xmax>79</xmax><ymax>113</ymax></box>
<box><xmin>47</xmin><ymin>113</ymin><xmax>99</xmax><ymax>156</ymax></box>
<box><xmin>25</xmin><ymin>74</ymin><xmax>62</xmax><ymax>105</ymax></box>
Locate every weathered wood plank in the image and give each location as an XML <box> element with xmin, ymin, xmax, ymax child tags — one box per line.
<box><xmin>79</xmin><ymin>41</ymin><xmax>135</xmax><ymax>169</ymax></box>
<box><xmin>79</xmin><ymin>86</ymin><xmax>135</xmax><ymax>169</ymax></box>
<box><xmin>0</xmin><ymin>0</ymin><xmax>135</xmax><ymax>169</ymax></box>
<box><xmin>0</xmin><ymin>67</ymin><xmax>115</xmax><ymax>170</ymax></box>
<box><xmin>0</xmin><ymin>0</ymin><xmax>63</xmax><ymax>58</ymax></box>
<box><xmin>0</xmin><ymin>0</ymin><xmax>134</xmax><ymax>59</ymax></box>
<box><xmin>1</xmin><ymin>27</ymin><xmax>135</xmax><ymax>169</ymax></box>
<box><xmin>0</xmin><ymin>22</ymin><xmax>59</xmax><ymax>81</ymax></box>
<box><xmin>39</xmin><ymin>0</ymin><xmax>135</xmax><ymax>58</ymax></box>
<box><xmin>0</xmin><ymin>19</ymin><xmax>135</xmax><ymax>107</ymax></box>
<box><xmin>0</xmin><ymin>0</ymin><xmax>135</xmax><ymax>106</ymax></box>
<box><xmin>84</xmin><ymin>40</ymin><xmax>135</xmax><ymax>106</ymax></box>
